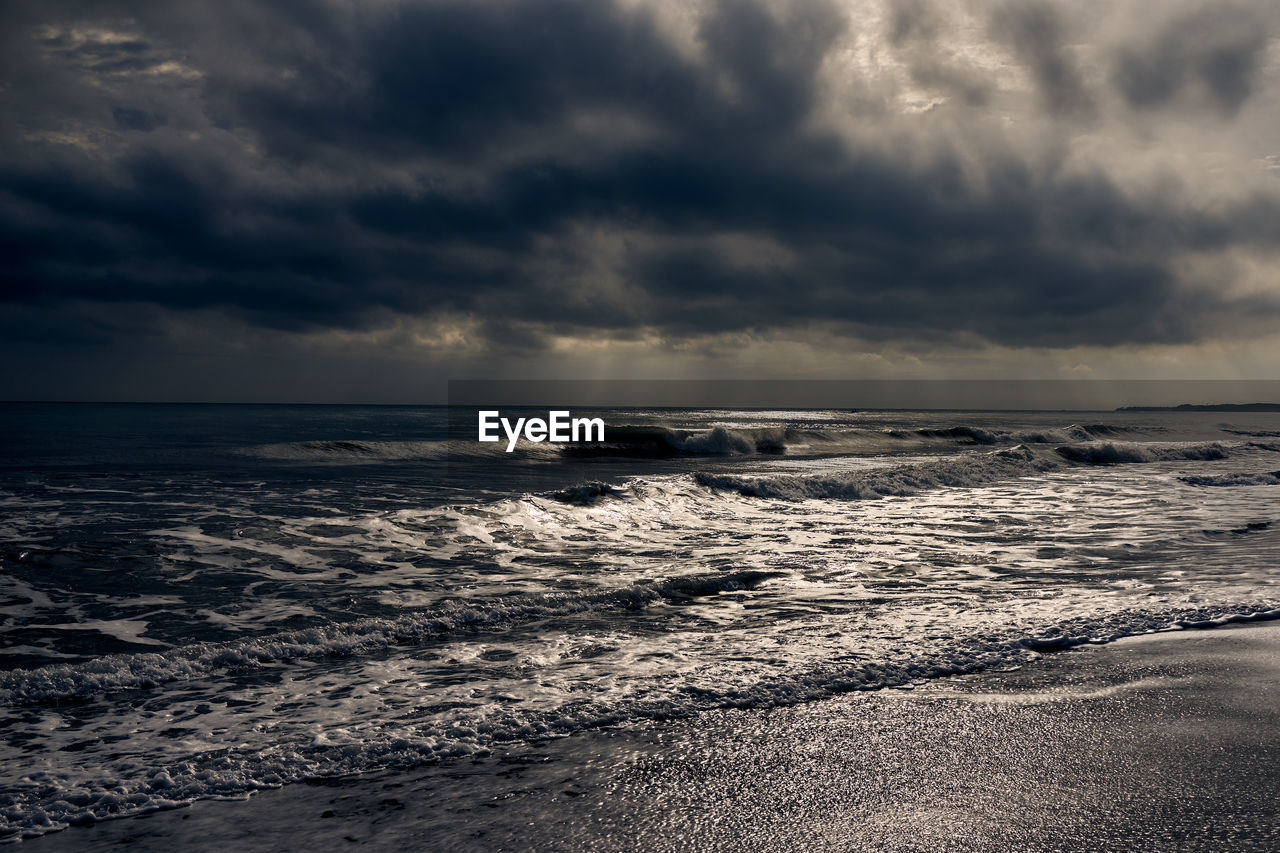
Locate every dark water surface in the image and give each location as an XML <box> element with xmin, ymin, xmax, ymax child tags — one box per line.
<box><xmin>2</xmin><ymin>403</ymin><xmax>1278</xmax><ymax>840</ymax></box>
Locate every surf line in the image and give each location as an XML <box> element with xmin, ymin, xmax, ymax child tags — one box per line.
<box><xmin>478</xmin><ymin>410</ymin><xmax>605</xmax><ymax>452</ymax></box>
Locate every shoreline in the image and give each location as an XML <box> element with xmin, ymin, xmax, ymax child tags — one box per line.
<box><xmin>23</xmin><ymin>621</ymin><xmax>1280</xmax><ymax>851</ymax></box>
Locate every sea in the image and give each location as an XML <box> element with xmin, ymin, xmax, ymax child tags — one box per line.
<box><xmin>1</xmin><ymin>402</ymin><xmax>1279</xmax><ymax>841</ymax></box>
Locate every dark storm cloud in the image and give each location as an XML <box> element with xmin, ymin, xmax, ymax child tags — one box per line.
<box><xmin>111</xmin><ymin>107</ymin><xmax>164</xmax><ymax>131</ymax></box>
<box><xmin>989</xmin><ymin>1</ymin><xmax>1094</xmax><ymax>120</ymax></box>
<box><xmin>214</xmin><ymin>1</ymin><xmax>690</xmax><ymax>160</ymax></box>
<box><xmin>1</xmin><ymin>0</ymin><xmax>1279</xmax><ymax>363</ymax></box>
<box><xmin>1111</xmin><ymin>5</ymin><xmax>1270</xmax><ymax>116</ymax></box>
<box><xmin>887</xmin><ymin>0</ymin><xmax>993</xmax><ymax>107</ymax></box>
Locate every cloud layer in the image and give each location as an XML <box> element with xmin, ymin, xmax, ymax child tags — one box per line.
<box><xmin>2</xmin><ymin>0</ymin><xmax>1279</xmax><ymax>396</ymax></box>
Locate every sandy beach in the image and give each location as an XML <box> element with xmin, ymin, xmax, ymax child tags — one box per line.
<box><xmin>28</xmin><ymin>621</ymin><xmax>1280</xmax><ymax>852</ymax></box>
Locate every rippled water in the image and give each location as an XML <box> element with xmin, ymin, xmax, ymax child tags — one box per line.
<box><xmin>1</xmin><ymin>403</ymin><xmax>1278</xmax><ymax>840</ymax></box>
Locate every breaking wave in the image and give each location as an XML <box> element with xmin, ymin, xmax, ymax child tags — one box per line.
<box><xmin>695</xmin><ymin>442</ymin><xmax>1234</xmax><ymax>501</ymax></box>
<box><xmin>887</xmin><ymin>422</ymin><xmax>1141</xmax><ymax>446</ymax></box>
<box><xmin>4</xmin><ymin>601</ymin><xmax>1279</xmax><ymax>841</ymax></box>
<box><xmin>887</xmin><ymin>425</ymin><xmax>1002</xmax><ymax>444</ymax></box>
<box><xmin>561</xmin><ymin>425</ymin><xmax>799</xmax><ymax>458</ymax></box>
<box><xmin>242</xmin><ymin>422</ymin><xmax>1160</xmax><ymax>463</ymax></box>
<box><xmin>1180</xmin><ymin>471</ymin><xmax>1280</xmax><ymax>487</ymax></box>
<box><xmin>652</xmin><ymin>422</ymin><xmax>1150</xmax><ymax>457</ymax></box>
<box><xmin>244</xmin><ymin>438</ymin><xmax>573</xmax><ymax>462</ymax></box>
<box><xmin>549</xmin><ymin>481</ymin><xmax>631</xmax><ymax>504</ymax></box>
<box><xmin>0</xmin><ymin>570</ymin><xmax>782</xmax><ymax>707</ymax></box>
<box><xmin>562</xmin><ymin>421</ymin><xmax>1154</xmax><ymax>461</ymax></box>
<box><xmin>247</xmin><ymin>439</ymin><xmax>453</xmax><ymax>462</ymax></box>
<box><xmin>696</xmin><ymin>446</ymin><xmax>1055</xmax><ymax>500</ymax></box>
<box><xmin>1053</xmin><ymin>441</ymin><xmax>1229</xmax><ymax>465</ymax></box>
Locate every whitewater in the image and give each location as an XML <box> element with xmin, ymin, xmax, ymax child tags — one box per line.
<box><xmin>1</xmin><ymin>403</ymin><xmax>1278</xmax><ymax>841</ymax></box>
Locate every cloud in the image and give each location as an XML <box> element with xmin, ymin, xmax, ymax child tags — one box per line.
<box><xmin>884</xmin><ymin>0</ymin><xmax>995</xmax><ymax>109</ymax></box>
<box><xmin>1</xmin><ymin>0</ymin><xmax>1279</xmax><ymax>396</ymax></box>
<box><xmin>990</xmin><ymin>0</ymin><xmax>1095</xmax><ymax>120</ymax></box>
<box><xmin>1111</xmin><ymin>4</ymin><xmax>1270</xmax><ymax>116</ymax></box>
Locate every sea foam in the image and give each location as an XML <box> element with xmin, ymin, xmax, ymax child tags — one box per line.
<box><xmin>4</xmin><ymin>601</ymin><xmax>1279</xmax><ymax>842</ymax></box>
<box><xmin>694</xmin><ymin>442</ymin><xmax>1235</xmax><ymax>501</ymax></box>
<box><xmin>0</xmin><ymin>570</ymin><xmax>778</xmax><ymax>706</ymax></box>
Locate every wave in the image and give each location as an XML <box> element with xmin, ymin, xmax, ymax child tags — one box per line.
<box><xmin>246</xmin><ymin>439</ymin><xmax>453</xmax><ymax>462</ymax></box>
<box><xmin>560</xmin><ymin>425</ymin><xmax>795</xmax><ymax>458</ymax></box>
<box><xmin>1180</xmin><ymin>471</ymin><xmax>1280</xmax><ymax>487</ymax></box>
<box><xmin>1195</xmin><ymin>521</ymin><xmax>1273</xmax><ymax>539</ymax></box>
<box><xmin>243</xmin><ymin>438</ymin><xmax>568</xmax><ymax>463</ymax></box>
<box><xmin>887</xmin><ymin>425</ymin><xmax>1001</xmax><ymax>444</ymax></box>
<box><xmin>696</xmin><ymin>445</ymin><xmax>1056</xmax><ymax>501</ymax></box>
<box><xmin>886</xmin><ymin>422</ymin><xmax>1140</xmax><ymax>446</ymax></box>
<box><xmin>0</xmin><ymin>570</ymin><xmax>782</xmax><ymax>707</ymax></box>
<box><xmin>561</xmin><ymin>421</ymin><xmax>1155</xmax><ymax>460</ymax></box>
<box><xmin>667</xmin><ymin>425</ymin><xmax>788</xmax><ymax>455</ymax></box>
<box><xmin>241</xmin><ymin>422</ymin><xmax>1158</xmax><ymax>464</ymax></box>
<box><xmin>5</xmin><ymin>601</ymin><xmax>1279</xmax><ymax>841</ymax></box>
<box><xmin>1009</xmin><ymin>422</ymin><xmax>1138</xmax><ymax>443</ymax></box>
<box><xmin>549</xmin><ymin>481</ymin><xmax>631</xmax><ymax>504</ymax></box>
<box><xmin>1053</xmin><ymin>441</ymin><xmax>1228</xmax><ymax>465</ymax></box>
<box><xmin>694</xmin><ymin>441</ymin><xmax>1233</xmax><ymax>501</ymax></box>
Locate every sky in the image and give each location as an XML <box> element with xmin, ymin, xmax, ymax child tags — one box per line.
<box><xmin>2</xmin><ymin>0</ymin><xmax>1279</xmax><ymax>402</ymax></box>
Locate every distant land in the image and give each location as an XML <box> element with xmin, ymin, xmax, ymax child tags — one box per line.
<box><xmin>1117</xmin><ymin>403</ymin><xmax>1280</xmax><ymax>412</ymax></box>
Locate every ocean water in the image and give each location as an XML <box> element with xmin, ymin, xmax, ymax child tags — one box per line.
<box><xmin>1</xmin><ymin>403</ymin><xmax>1279</xmax><ymax>841</ymax></box>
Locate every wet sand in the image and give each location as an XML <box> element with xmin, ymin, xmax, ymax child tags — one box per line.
<box><xmin>30</xmin><ymin>622</ymin><xmax>1280</xmax><ymax>852</ymax></box>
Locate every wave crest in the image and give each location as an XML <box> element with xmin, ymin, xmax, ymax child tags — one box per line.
<box><xmin>1055</xmin><ymin>442</ymin><xmax>1228</xmax><ymax>465</ymax></box>
<box><xmin>5</xmin><ymin>602</ymin><xmax>1280</xmax><ymax>841</ymax></box>
<box><xmin>696</xmin><ymin>446</ymin><xmax>1055</xmax><ymax>501</ymax></box>
<box><xmin>0</xmin><ymin>570</ymin><xmax>781</xmax><ymax>707</ymax></box>
<box><xmin>697</xmin><ymin>441</ymin><xmax>1236</xmax><ymax>501</ymax></box>
<box><xmin>1180</xmin><ymin>471</ymin><xmax>1280</xmax><ymax>487</ymax></box>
